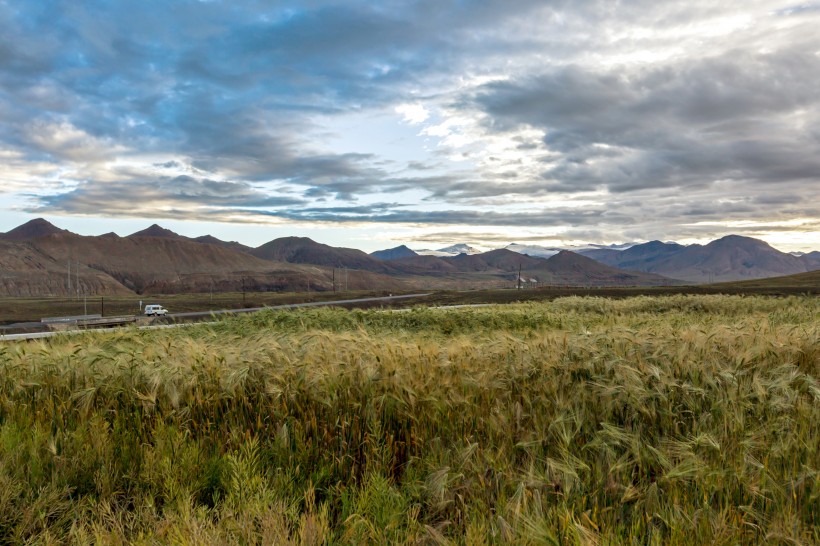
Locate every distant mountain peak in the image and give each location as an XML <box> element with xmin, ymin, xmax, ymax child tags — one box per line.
<box><xmin>441</xmin><ymin>243</ymin><xmax>481</xmax><ymax>255</ymax></box>
<box><xmin>506</xmin><ymin>241</ymin><xmax>643</xmax><ymax>258</ymax></box>
<box><xmin>371</xmin><ymin>245</ymin><xmax>419</xmax><ymax>261</ymax></box>
<box><xmin>707</xmin><ymin>234</ymin><xmax>773</xmax><ymax>249</ymax></box>
<box><xmin>192</xmin><ymin>234</ymin><xmax>253</xmax><ymax>253</ymax></box>
<box><xmin>251</xmin><ymin>235</ymin><xmax>399</xmax><ymax>274</ymax></box>
<box><xmin>548</xmin><ymin>249</ymin><xmax>588</xmax><ymax>264</ymax></box>
<box><xmin>128</xmin><ymin>224</ymin><xmax>184</xmax><ymax>239</ymax></box>
<box><xmin>0</xmin><ymin>218</ymin><xmax>68</xmax><ymax>241</ymax></box>
<box><xmin>581</xmin><ymin>234</ymin><xmax>807</xmax><ymax>283</ymax></box>
<box><xmin>417</xmin><ymin>243</ymin><xmax>483</xmax><ymax>257</ymax></box>
<box><xmin>642</xmin><ymin>240</ymin><xmax>678</xmax><ymax>248</ymax></box>
<box><xmin>194</xmin><ymin>235</ymin><xmax>224</xmax><ymax>244</ymax></box>
<box><xmin>505</xmin><ymin>243</ymin><xmax>562</xmax><ymax>258</ymax></box>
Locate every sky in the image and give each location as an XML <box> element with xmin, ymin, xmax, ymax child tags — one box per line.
<box><xmin>1</xmin><ymin>0</ymin><xmax>819</xmax><ymax>253</ymax></box>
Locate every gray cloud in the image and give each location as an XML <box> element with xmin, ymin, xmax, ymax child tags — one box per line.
<box><xmin>1</xmin><ymin>1</ymin><xmax>818</xmax><ymax>249</ymax></box>
<box><xmin>473</xmin><ymin>46</ymin><xmax>820</xmax><ymax>195</ymax></box>
<box><xmin>265</xmin><ymin>206</ymin><xmax>633</xmax><ymax>228</ymax></box>
<box><xmin>32</xmin><ymin>176</ymin><xmax>304</xmax><ymax>215</ymax></box>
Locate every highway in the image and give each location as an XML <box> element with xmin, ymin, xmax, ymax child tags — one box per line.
<box><xmin>0</xmin><ymin>293</ymin><xmax>432</xmax><ymax>342</ymax></box>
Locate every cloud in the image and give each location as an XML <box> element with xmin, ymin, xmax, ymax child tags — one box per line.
<box><xmin>472</xmin><ymin>46</ymin><xmax>820</xmax><ymax>195</ymax></box>
<box><xmin>24</xmin><ymin>119</ymin><xmax>127</xmax><ymax>162</ymax></box>
<box><xmin>396</xmin><ymin>103</ymin><xmax>430</xmax><ymax>124</ymax></box>
<box><xmin>1</xmin><ymin>1</ymin><xmax>818</xmax><ymax>250</ymax></box>
<box><xmin>32</xmin><ymin>175</ymin><xmax>305</xmax><ymax>218</ymax></box>
<box><xmin>263</xmin><ymin>205</ymin><xmax>629</xmax><ymax>228</ymax></box>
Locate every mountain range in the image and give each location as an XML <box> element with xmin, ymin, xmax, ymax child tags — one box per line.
<box><xmin>373</xmin><ymin>236</ymin><xmax>819</xmax><ymax>283</ymax></box>
<box><xmin>0</xmin><ymin>218</ymin><xmax>816</xmax><ymax>297</ymax></box>
<box><xmin>576</xmin><ymin>236</ymin><xmax>818</xmax><ymax>282</ymax></box>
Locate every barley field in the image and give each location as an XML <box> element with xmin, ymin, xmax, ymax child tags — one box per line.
<box><xmin>0</xmin><ymin>295</ymin><xmax>817</xmax><ymax>544</ymax></box>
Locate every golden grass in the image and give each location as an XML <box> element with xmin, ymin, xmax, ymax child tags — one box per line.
<box><xmin>0</xmin><ymin>294</ymin><xmax>817</xmax><ymax>544</ymax></box>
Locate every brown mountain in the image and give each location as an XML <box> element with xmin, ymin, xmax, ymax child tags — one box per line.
<box><xmin>389</xmin><ymin>255</ymin><xmax>458</xmax><ymax>274</ymax></box>
<box><xmin>0</xmin><ymin>218</ymin><xmax>69</xmax><ymax>241</ymax></box>
<box><xmin>16</xmin><ymin>219</ymin><xmax>806</xmax><ymax>296</ymax></box>
<box><xmin>193</xmin><ymin>235</ymin><xmax>253</xmax><ymax>253</ymax></box>
<box><xmin>531</xmin><ymin>251</ymin><xmax>677</xmax><ymax>286</ymax></box>
<box><xmin>128</xmin><ymin>224</ymin><xmax>186</xmax><ymax>239</ymax></box>
<box><xmin>251</xmin><ymin>236</ymin><xmax>401</xmax><ymax>275</ymax></box>
<box><xmin>251</xmin><ymin>241</ymin><xmax>678</xmax><ymax>287</ymax></box>
<box><xmin>445</xmin><ymin>252</ymin><xmax>497</xmax><ymax>272</ymax></box>
<box><xmin>0</xmin><ymin>239</ymin><xmax>132</xmax><ymax>297</ymax></box>
<box><xmin>0</xmin><ymin>220</ymin><xmax>412</xmax><ymax>295</ymax></box>
<box><xmin>445</xmin><ymin>249</ymin><xmax>545</xmax><ymax>272</ymax></box>
<box><xmin>129</xmin><ymin>224</ymin><xmax>254</xmax><ymax>253</ymax></box>
<box><xmin>31</xmin><ymin>230</ymin><xmax>350</xmax><ymax>294</ymax></box>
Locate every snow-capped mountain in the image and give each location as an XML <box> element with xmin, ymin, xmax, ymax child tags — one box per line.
<box><xmin>504</xmin><ymin>243</ymin><xmax>563</xmax><ymax>258</ymax></box>
<box><xmin>416</xmin><ymin>243</ymin><xmax>484</xmax><ymax>257</ymax></box>
<box><xmin>504</xmin><ymin>242</ymin><xmax>640</xmax><ymax>258</ymax></box>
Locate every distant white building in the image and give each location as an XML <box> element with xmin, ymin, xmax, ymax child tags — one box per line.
<box><xmin>516</xmin><ymin>276</ymin><xmax>539</xmax><ymax>288</ymax></box>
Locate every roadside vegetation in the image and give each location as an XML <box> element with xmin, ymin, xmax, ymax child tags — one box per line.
<box><xmin>0</xmin><ymin>294</ymin><xmax>817</xmax><ymax>544</ymax></box>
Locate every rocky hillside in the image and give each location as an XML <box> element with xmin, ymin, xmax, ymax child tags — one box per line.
<box><xmin>0</xmin><ymin>219</ymin><xmax>406</xmax><ymax>296</ymax></box>
<box><xmin>5</xmin><ymin>218</ymin><xmax>812</xmax><ymax>296</ymax></box>
<box><xmin>526</xmin><ymin>251</ymin><xmax>677</xmax><ymax>287</ymax></box>
<box><xmin>0</xmin><ymin>239</ymin><xmax>132</xmax><ymax>297</ymax></box>
<box><xmin>251</xmin><ymin>237</ymin><xmax>402</xmax><ymax>275</ymax></box>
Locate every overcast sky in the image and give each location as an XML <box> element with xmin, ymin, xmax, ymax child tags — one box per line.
<box><xmin>1</xmin><ymin>0</ymin><xmax>818</xmax><ymax>252</ymax></box>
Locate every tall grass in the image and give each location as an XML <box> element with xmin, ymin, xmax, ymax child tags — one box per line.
<box><xmin>0</xmin><ymin>295</ymin><xmax>817</xmax><ymax>544</ymax></box>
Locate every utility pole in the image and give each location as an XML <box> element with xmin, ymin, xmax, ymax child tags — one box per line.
<box><xmin>332</xmin><ymin>268</ymin><xmax>336</xmax><ymax>293</ymax></box>
<box><xmin>517</xmin><ymin>263</ymin><xmax>522</xmax><ymax>290</ymax></box>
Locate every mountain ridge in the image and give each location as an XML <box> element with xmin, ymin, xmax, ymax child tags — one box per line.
<box><xmin>577</xmin><ymin>235</ymin><xmax>814</xmax><ymax>283</ymax></box>
<box><xmin>1</xmin><ymin>219</ymin><xmax>816</xmax><ymax>295</ymax></box>
<box><xmin>0</xmin><ymin>218</ymin><xmax>69</xmax><ymax>241</ymax></box>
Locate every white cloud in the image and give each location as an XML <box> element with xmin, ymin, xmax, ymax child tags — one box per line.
<box><xmin>25</xmin><ymin>119</ymin><xmax>127</xmax><ymax>163</ymax></box>
<box><xmin>395</xmin><ymin>103</ymin><xmax>429</xmax><ymax>124</ymax></box>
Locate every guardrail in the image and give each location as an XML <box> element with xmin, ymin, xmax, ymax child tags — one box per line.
<box><xmin>43</xmin><ymin>315</ymin><xmax>138</xmax><ymax>331</ymax></box>
<box><xmin>76</xmin><ymin>316</ymin><xmax>137</xmax><ymax>329</ymax></box>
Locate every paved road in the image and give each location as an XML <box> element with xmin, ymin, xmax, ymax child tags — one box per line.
<box><xmin>0</xmin><ymin>293</ymin><xmax>432</xmax><ymax>342</ymax></box>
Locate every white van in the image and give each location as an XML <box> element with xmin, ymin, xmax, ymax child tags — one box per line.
<box><xmin>144</xmin><ymin>304</ymin><xmax>168</xmax><ymax>316</ymax></box>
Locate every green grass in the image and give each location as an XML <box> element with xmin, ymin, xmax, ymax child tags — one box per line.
<box><xmin>0</xmin><ymin>295</ymin><xmax>817</xmax><ymax>544</ymax></box>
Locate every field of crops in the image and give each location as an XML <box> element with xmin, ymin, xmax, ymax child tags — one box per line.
<box><xmin>0</xmin><ymin>295</ymin><xmax>817</xmax><ymax>544</ymax></box>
